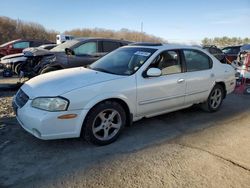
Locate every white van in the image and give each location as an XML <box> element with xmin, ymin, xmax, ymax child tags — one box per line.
<box><xmin>56</xmin><ymin>34</ymin><xmax>74</xmax><ymax>44</ymax></box>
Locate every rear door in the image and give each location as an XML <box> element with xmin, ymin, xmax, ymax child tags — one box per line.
<box><xmin>182</xmin><ymin>49</ymin><xmax>214</xmax><ymax>105</ymax></box>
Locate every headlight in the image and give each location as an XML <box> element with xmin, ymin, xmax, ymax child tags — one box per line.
<box><xmin>5</xmin><ymin>63</ymin><xmax>12</xmax><ymax>69</ymax></box>
<box><xmin>31</xmin><ymin>97</ymin><xmax>69</xmax><ymax>111</ymax></box>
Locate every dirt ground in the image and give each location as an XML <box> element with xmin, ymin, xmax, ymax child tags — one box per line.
<box><xmin>0</xmin><ymin>89</ymin><xmax>250</xmax><ymax>188</ymax></box>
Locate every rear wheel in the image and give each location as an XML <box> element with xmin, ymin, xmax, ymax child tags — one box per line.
<box><xmin>201</xmin><ymin>84</ymin><xmax>224</xmax><ymax>112</ymax></box>
<box><xmin>40</xmin><ymin>66</ymin><xmax>58</xmax><ymax>74</ymax></box>
<box><xmin>83</xmin><ymin>101</ymin><xmax>126</xmax><ymax>145</ymax></box>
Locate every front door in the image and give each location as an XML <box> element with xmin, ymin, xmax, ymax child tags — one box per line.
<box><xmin>136</xmin><ymin>50</ymin><xmax>186</xmax><ymax>116</ymax></box>
<box><xmin>68</xmin><ymin>41</ymin><xmax>99</xmax><ymax>67</ymax></box>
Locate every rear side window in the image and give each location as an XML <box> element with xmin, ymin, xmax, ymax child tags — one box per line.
<box><xmin>183</xmin><ymin>50</ymin><xmax>212</xmax><ymax>72</ymax></box>
<box><xmin>74</xmin><ymin>42</ymin><xmax>97</xmax><ymax>55</ymax></box>
<box><xmin>102</xmin><ymin>41</ymin><xmax>121</xmax><ymax>52</ymax></box>
<box><xmin>13</xmin><ymin>41</ymin><xmax>30</xmax><ymax>49</ymax></box>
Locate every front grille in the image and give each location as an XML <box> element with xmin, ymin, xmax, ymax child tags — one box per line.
<box><xmin>15</xmin><ymin>89</ymin><xmax>29</xmax><ymax>108</ymax></box>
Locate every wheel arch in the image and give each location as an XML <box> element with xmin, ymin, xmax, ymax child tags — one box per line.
<box><xmin>214</xmin><ymin>81</ymin><xmax>226</xmax><ymax>98</ymax></box>
<box><xmin>80</xmin><ymin>96</ymin><xmax>133</xmax><ymax>137</ymax></box>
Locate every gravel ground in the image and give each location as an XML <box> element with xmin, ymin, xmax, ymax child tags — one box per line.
<box><xmin>0</xmin><ymin>92</ymin><xmax>15</xmax><ymax>119</ymax></box>
<box><xmin>0</xmin><ymin>91</ymin><xmax>250</xmax><ymax>188</ymax></box>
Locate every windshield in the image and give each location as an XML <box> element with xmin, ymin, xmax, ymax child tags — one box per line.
<box><xmin>50</xmin><ymin>40</ymin><xmax>78</xmax><ymax>52</ymax></box>
<box><xmin>90</xmin><ymin>47</ymin><xmax>157</xmax><ymax>75</ymax></box>
<box><xmin>222</xmin><ymin>47</ymin><xmax>240</xmax><ymax>54</ymax></box>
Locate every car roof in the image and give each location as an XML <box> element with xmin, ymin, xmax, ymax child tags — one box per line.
<box><xmin>122</xmin><ymin>43</ymin><xmax>202</xmax><ymax>51</ymax></box>
<box><xmin>222</xmin><ymin>45</ymin><xmax>241</xmax><ymax>49</ymax></box>
<box><xmin>73</xmin><ymin>37</ymin><xmax>131</xmax><ymax>44</ymax></box>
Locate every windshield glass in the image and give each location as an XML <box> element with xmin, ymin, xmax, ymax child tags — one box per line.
<box><xmin>50</xmin><ymin>40</ymin><xmax>78</xmax><ymax>52</ymax></box>
<box><xmin>222</xmin><ymin>47</ymin><xmax>240</xmax><ymax>54</ymax></box>
<box><xmin>90</xmin><ymin>47</ymin><xmax>157</xmax><ymax>75</ymax></box>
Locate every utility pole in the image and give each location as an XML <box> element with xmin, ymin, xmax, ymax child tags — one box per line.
<box><xmin>140</xmin><ymin>22</ymin><xmax>143</xmax><ymax>42</ymax></box>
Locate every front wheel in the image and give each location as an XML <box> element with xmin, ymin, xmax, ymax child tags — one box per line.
<box><xmin>83</xmin><ymin>101</ymin><xmax>126</xmax><ymax>145</ymax></box>
<box><xmin>201</xmin><ymin>84</ymin><xmax>224</xmax><ymax>112</ymax></box>
<box><xmin>14</xmin><ymin>62</ymin><xmax>23</xmax><ymax>75</ymax></box>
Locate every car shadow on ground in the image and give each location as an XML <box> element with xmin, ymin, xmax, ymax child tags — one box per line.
<box><xmin>0</xmin><ymin>94</ymin><xmax>250</xmax><ymax>186</ymax></box>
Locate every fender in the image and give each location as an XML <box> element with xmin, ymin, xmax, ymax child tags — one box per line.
<box><xmin>83</xmin><ymin>92</ymin><xmax>136</xmax><ymax>116</ymax></box>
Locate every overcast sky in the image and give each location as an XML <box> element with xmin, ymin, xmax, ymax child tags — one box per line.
<box><xmin>1</xmin><ymin>0</ymin><xmax>250</xmax><ymax>44</ymax></box>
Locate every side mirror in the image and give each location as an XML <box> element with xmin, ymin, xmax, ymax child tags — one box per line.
<box><xmin>146</xmin><ymin>68</ymin><xmax>161</xmax><ymax>77</ymax></box>
<box><xmin>65</xmin><ymin>48</ymin><xmax>75</xmax><ymax>55</ymax></box>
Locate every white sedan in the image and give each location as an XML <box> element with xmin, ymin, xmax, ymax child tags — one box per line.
<box><xmin>13</xmin><ymin>44</ymin><xmax>236</xmax><ymax>145</ymax></box>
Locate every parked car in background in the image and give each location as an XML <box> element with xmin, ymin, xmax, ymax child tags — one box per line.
<box><xmin>13</xmin><ymin>44</ymin><xmax>236</xmax><ymax>145</ymax></box>
<box><xmin>56</xmin><ymin>34</ymin><xmax>74</xmax><ymax>44</ymax></box>
<box><xmin>222</xmin><ymin>45</ymin><xmax>241</xmax><ymax>63</ymax></box>
<box><xmin>10</xmin><ymin>38</ymin><xmax>131</xmax><ymax>78</ymax></box>
<box><xmin>0</xmin><ymin>39</ymin><xmax>53</xmax><ymax>58</ymax></box>
<box><xmin>0</xmin><ymin>44</ymin><xmax>57</xmax><ymax>77</ymax></box>
<box><xmin>203</xmin><ymin>45</ymin><xmax>227</xmax><ymax>64</ymax></box>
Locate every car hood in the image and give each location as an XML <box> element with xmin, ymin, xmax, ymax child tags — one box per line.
<box><xmin>1</xmin><ymin>53</ymin><xmax>24</xmax><ymax>60</ymax></box>
<box><xmin>21</xmin><ymin>67</ymin><xmax>124</xmax><ymax>99</ymax></box>
<box><xmin>0</xmin><ymin>53</ymin><xmax>26</xmax><ymax>64</ymax></box>
<box><xmin>23</xmin><ymin>48</ymin><xmax>55</xmax><ymax>57</ymax></box>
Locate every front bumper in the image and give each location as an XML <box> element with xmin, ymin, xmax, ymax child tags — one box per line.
<box><xmin>13</xmin><ymin>99</ymin><xmax>88</xmax><ymax>140</ymax></box>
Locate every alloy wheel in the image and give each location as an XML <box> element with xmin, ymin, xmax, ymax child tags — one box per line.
<box><xmin>92</xmin><ymin>109</ymin><xmax>122</xmax><ymax>141</ymax></box>
<box><xmin>210</xmin><ymin>88</ymin><xmax>222</xmax><ymax>109</ymax></box>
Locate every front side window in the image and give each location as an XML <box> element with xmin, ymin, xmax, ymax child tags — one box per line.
<box><xmin>149</xmin><ymin>50</ymin><xmax>182</xmax><ymax>75</ymax></box>
<box><xmin>183</xmin><ymin>50</ymin><xmax>212</xmax><ymax>72</ymax></box>
<box><xmin>90</xmin><ymin>47</ymin><xmax>156</xmax><ymax>75</ymax></box>
<box><xmin>74</xmin><ymin>42</ymin><xmax>97</xmax><ymax>55</ymax></box>
<box><xmin>13</xmin><ymin>41</ymin><xmax>30</xmax><ymax>49</ymax></box>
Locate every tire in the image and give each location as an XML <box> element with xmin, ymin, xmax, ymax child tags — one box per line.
<box><xmin>244</xmin><ymin>87</ymin><xmax>250</xmax><ymax>95</ymax></box>
<box><xmin>14</xmin><ymin>62</ymin><xmax>22</xmax><ymax>75</ymax></box>
<box><xmin>40</xmin><ymin>66</ymin><xmax>58</xmax><ymax>74</ymax></box>
<box><xmin>83</xmin><ymin>101</ymin><xmax>126</xmax><ymax>145</ymax></box>
<box><xmin>201</xmin><ymin>84</ymin><xmax>224</xmax><ymax>112</ymax></box>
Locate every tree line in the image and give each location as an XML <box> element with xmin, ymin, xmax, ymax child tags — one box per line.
<box><xmin>64</xmin><ymin>28</ymin><xmax>165</xmax><ymax>43</ymax></box>
<box><xmin>202</xmin><ymin>37</ymin><xmax>250</xmax><ymax>47</ymax></box>
<box><xmin>0</xmin><ymin>16</ymin><xmax>57</xmax><ymax>43</ymax></box>
<box><xmin>0</xmin><ymin>16</ymin><xmax>165</xmax><ymax>44</ymax></box>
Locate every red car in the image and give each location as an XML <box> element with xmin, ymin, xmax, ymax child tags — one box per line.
<box><xmin>0</xmin><ymin>39</ymin><xmax>53</xmax><ymax>58</ymax></box>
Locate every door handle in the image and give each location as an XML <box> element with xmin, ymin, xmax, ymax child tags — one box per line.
<box><xmin>177</xmin><ymin>79</ymin><xmax>185</xmax><ymax>83</ymax></box>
